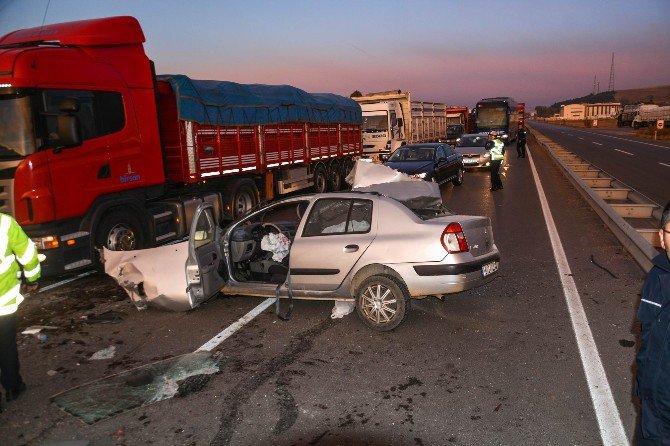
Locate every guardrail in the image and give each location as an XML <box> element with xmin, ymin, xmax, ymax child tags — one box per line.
<box><xmin>527</xmin><ymin>125</ymin><xmax>660</xmax><ymax>272</ymax></box>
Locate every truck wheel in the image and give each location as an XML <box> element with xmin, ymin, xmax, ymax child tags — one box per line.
<box><xmin>452</xmin><ymin>167</ymin><xmax>464</xmax><ymax>186</ymax></box>
<box><xmin>313</xmin><ymin>164</ymin><xmax>327</xmax><ymax>194</ymax></box>
<box><xmin>95</xmin><ymin>210</ymin><xmax>145</xmax><ymax>251</ymax></box>
<box><xmin>230</xmin><ymin>179</ymin><xmax>259</xmax><ymax>219</ymax></box>
<box><xmin>356</xmin><ymin>275</ymin><xmax>410</xmax><ymax>331</ymax></box>
<box><xmin>327</xmin><ymin>160</ymin><xmax>342</xmax><ymax>191</ymax></box>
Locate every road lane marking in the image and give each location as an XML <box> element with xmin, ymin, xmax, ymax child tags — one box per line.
<box><xmin>38</xmin><ymin>270</ymin><xmax>97</xmax><ymax>293</ymax></box>
<box><xmin>660</xmin><ymin>162</ymin><xmax>670</xmax><ymax>168</ymax></box>
<box><xmin>593</xmin><ymin>142</ymin><xmax>603</xmax><ymax>146</ymax></box>
<box><xmin>614</xmin><ymin>149</ymin><xmax>633</xmax><ymax>156</ymax></box>
<box><xmin>197</xmin><ymin>298</ymin><xmax>276</xmax><ymax>352</ymax></box>
<box><xmin>578</xmin><ymin>137</ymin><xmax>584</xmax><ymax>140</ymax></box>
<box><xmin>527</xmin><ymin>147</ymin><xmax>627</xmax><ymax>445</ymax></box>
<box><xmin>546</xmin><ymin>125</ymin><xmax>670</xmax><ymax>150</ymax></box>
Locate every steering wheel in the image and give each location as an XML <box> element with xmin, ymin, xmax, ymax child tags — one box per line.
<box><xmin>261</xmin><ymin>222</ymin><xmax>284</xmax><ymax>236</ymax></box>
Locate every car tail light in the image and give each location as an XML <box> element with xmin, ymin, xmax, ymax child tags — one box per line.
<box><xmin>441</xmin><ymin>222</ymin><xmax>469</xmax><ymax>253</ymax></box>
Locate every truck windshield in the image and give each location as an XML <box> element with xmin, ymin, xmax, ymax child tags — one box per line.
<box><xmin>363</xmin><ymin>114</ymin><xmax>388</xmax><ymax>133</ymax></box>
<box><xmin>476</xmin><ymin>106</ymin><xmax>508</xmax><ymax>129</ymax></box>
<box><xmin>0</xmin><ymin>94</ymin><xmax>37</xmax><ymax>159</ymax></box>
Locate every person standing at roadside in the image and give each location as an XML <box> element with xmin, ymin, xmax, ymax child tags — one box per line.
<box><xmin>636</xmin><ymin>201</ymin><xmax>670</xmax><ymax>444</ymax></box>
<box><xmin>517</xmin><ymin>129</ymin><xmax>527</xmax><ymax>158</ymax></box>
<box><xmin>486</xmin><ymin>132</ymin><xmax>505</xmax><ymax>191</ymax></box>
<box><xmin>0</xmin><ymin>213</ymin><xmax>41</xmax><ymax>412</ymax></box>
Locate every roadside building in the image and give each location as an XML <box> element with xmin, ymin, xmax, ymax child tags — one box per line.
<box><xmin>585</xmin><ymin>102</ymin><xmax>621</xmax><ymax>119</ymax></box>
<box><xmin>560</xmin><ymin>104</ymin><xmax>586</xmax><ymax>120</ymax></box>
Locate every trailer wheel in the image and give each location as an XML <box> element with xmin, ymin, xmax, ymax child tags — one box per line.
<box><xmin>230</xmin><ymin>179</ymin><xmax>259</xmax><ymax>219</ymax></box>
<box><xmin>327</xmin><ymin>160</ymin><xmax>342</xmax><ymax>191</ymax></box>
<box><xmin>313</xmin><ymin>164</ymin><xmax>328</xmax><ymax>194</ymax></box>
<box><xmin>95</xmin><ymin>210</ymin><xmax>146</xmax><ymax>251</ymax></box>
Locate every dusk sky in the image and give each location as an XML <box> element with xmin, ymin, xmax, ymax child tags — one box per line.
<box><xmin>1</xmin><ymin>0</ymin><xmax>669</xmax><ymax>110</ymax></box>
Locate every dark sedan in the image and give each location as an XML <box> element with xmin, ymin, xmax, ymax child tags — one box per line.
<box><xmin>383</xmin><ymin>143</ymin><xmax>464</xmax><ymax>186</ymax></box>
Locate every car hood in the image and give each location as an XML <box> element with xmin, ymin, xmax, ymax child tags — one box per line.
<box><xmin>455</xmin><ymin>146</ymin><xmax>487</xmax><ymax>156</ymax></box>
<box><xmin>384</xmin><ymin>161</ymin><xmax>433</xmax><ymax>175</ymax></box>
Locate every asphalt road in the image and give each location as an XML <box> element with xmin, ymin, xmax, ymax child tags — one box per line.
<box><xmin>0</xmin><ymin>134</ymin><xmax>650</xmax><ymax>445</ymax></box>
<box><xmin>529</xmin><ymin>121</ymin><xmax>670</xmax><ymax>206</ymax></box>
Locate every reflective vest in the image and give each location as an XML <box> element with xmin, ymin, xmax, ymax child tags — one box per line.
<box><xmin>489</xmin><ymin>139</ymin><xmax>505</xmax><ymax>161</ymax></box>
<box><xmin>0</xmin><ymin>213</ymin><xmax>41</xmax><ymax>316</ymax></box>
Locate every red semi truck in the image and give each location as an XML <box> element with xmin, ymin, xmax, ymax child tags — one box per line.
<box><xmin>0</xmin><ymin>16</ymin><xmax>362</xmax><ymax>277</ymax></box>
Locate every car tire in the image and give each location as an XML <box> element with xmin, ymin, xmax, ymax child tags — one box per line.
<box><xmin>95</xmin><ymin>210</ymin><xmax>146</xmax><ymax>251</ymax></box>
<box><xmin>356</xmin><ymin>275</ymin><xmax>410</xmax><ymax>331</ymax></box>
<box><xmin>452</xmin><ymin>167</ymin><xmax>464</xmax><ymax>186</ymax></box>
<box><xmin>230</xmin><ymin>178</ymin><xmax>259</xmax><ymax>219</ymax></box>
<box><xmin>313</xmin><ymin>164</ymin><xmax>328</xmax><ymax>194</ymax></box>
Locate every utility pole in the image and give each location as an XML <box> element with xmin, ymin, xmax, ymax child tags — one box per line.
<box><xmin>608</xmin><ymin>52</ymin><xmax>615</xmax><ymax>92</ymax></box>
<box><xmin>597</xmin><ymin>82</ymin><xmax>600</xmax><ymax>94</ymax></box>
<box><xmin>592</xmin><ymin>75</ymin><xmax>597</xmax><ymax>95</ymax></box>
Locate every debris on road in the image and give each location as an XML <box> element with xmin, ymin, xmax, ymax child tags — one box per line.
<box><xmin>21</xmin><ymin>325</ymin><xmax>59</xmax><ymax>335</ymax></box>
<box><xmin>90</xmin><ymin>346</ymin><xmax>117</xmax><ymax>360</ymax></box>
<box><xmin>331</xmin><ymin>301</ymin><xmax>355</xmax><ymax>319</ymax></box>
<box><xmin>83</xmin><ymin>310</ymin><xmax>126</xmax><ymax>324</ymax></box>
<box><xmin>51</xmin><ymin>352</ymin><xmax>220</xmax><ymax>424</ymax></box>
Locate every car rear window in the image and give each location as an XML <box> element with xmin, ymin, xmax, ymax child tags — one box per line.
<box><xmin>406</xmin><ymin>204</ymin><xmax>453</xmax><ymax>220</ymax></box>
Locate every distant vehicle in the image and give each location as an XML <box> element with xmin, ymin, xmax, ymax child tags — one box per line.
<box><xmin>186</xmin><ymin>192</ymin><xmax>500</xmax><ymax>330</ymax></box>
<box><xmin>632</xmin><ymin>106</ymin><xmax>670</xmax><ymax>129</ymax></box>
<box><xmin>454</xmin><ymin>133</ymin><xmax>491</xmax><ymax>169</ymax></box>
<box><xmin>383</xmin><ymin>144</ymin><xmax>464</xmax><ymax>186</ymax></box>
<box><xmin>353</xmin><ymin>91</ymin><xmax>449</xmax><ymax>158</ymax></box>
<box><xmin>444</xmin><ymin>124</ymin><xmax>466</xmax><ymax>144</ymax></box>
<box><xmin>617</xmin><ymin>104</ymin><xmax>659</xmax><ymax>127</ymax></box>
<box><xmin>474</xmin><ymin>97</ymin><xmax>519</xmax><ymax>142</ymax></box>
<box><xmin>518</xmin><ymin>102</ymin><xmax>526</xmax><ymax>130</ymax></box>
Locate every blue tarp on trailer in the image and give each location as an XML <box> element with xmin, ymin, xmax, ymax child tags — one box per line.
<box><xmin>158</xmin><ymin>74</ymin><xmax>362</xmax><ymax>126</ymax></box>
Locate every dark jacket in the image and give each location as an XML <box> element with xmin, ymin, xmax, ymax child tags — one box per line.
<box><xmin>637</xmin><ymin>252</ymin><xmax>670</xmax><ymax>438</ymax></box>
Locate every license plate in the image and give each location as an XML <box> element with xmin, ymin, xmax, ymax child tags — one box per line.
<box><xmin>481</xmin><ymin>261</ymin><xmax>499</xmax><ymax>277</ymax></box>
<box><xmin>463</xmin><ymin>158</ymin><xmax>478</xmax><ymax>164</ymax></box>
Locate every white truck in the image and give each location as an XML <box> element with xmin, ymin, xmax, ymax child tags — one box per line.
<box><xmin>352</xmin><ymin>91</ymin><xmax>449</xmax><ymax>158</ymax></box>
<box><xmin>632</xmin><ymin>105</ymin><xmax>670</xmax><ymax>129</ymax></box>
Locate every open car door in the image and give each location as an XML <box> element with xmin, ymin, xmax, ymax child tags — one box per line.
<box><xmin>186</xmin><ymin>204</ymin><xmax>226</xmax><ymax>308</ymax></box>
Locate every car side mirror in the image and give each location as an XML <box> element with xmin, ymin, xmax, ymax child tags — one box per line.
<box><xmin>380</xmin><ymin>154</ymin><xmax>390</xmax><ymax>162</ymax></box>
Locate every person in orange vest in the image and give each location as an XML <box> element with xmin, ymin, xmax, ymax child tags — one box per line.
<box><xmin>0</xmin><ymin>213</ymin><xmax>41</xmax><ymax>412</ymax></box>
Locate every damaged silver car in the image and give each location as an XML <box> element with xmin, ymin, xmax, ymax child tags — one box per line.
<box><xmin>105</xmin><ymin>163</ymin><xmax>500</xmax><ymax>331</ymax></box>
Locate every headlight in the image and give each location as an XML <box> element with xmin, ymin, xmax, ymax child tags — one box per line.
<box><xmin>32</xmin><ymin>235</ymin><xmax>59</xmax><ymax>250</ymax></box>
<box><xmin>410</xmin><ymin>172</ymin><xmax>428</xmax><ymax>179</ymax></box>
<box><xmin>502</xmin><ymin>133</ymin><xmax>509</xmax><ymax>139</ymax></box>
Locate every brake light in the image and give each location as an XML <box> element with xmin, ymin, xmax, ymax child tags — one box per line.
<box><xmin>441</xmin><ymin>222</ymin><xmax>469</xmax><ymax>253</ymax></box>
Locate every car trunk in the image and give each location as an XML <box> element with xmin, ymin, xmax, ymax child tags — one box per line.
<box><xmin>458</xmin><ymin>216</ymin><xmax>495</xmax><ymax>257</ymax></box>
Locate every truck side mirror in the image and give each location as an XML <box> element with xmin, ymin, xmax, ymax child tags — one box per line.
<box><xmin>54</xmin><ymin>97</ymin><xmax>82</xmax><ymax>152</ymax></box>
<box><xmin>396</xmin><ymin>118</ymin><xmax>403</xmax><ymax>128</ymax></box>
<box><xmin>56</xmin><ymin>115</ymin><xmax>82</xmax><ymax>149</ymax></box>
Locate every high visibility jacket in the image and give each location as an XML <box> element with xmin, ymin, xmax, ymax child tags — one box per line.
<box><xmin>0</xmin><ymin>213</ymin><xmax>41</xmax><ymax>316</ymax></box>
<box><xmin>489</xmin><ymin>139</ymin><xmax>505</xmax><ymax>161</ymax></box>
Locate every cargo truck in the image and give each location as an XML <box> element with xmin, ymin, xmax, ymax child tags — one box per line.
<box><xmin>632</xmin><ymin>106</ymin><xmax>670</xmax><ymax>129</ymax></box>
<box><xmin>617</xmin><ymin>104</ymin><xmax>660</xmax><ymax>128</ymax></box>
<box><xmin>0</xmin><ymin>16</ymin><xmax>362</xmax><ymax>277</ymax></box>
<box><xmin>352</xmin><ymin>91</ymin><xmax>448</xmax><ymax>158</ymax></box>
<box><xmin>443</xmin><ymin>107</ymin><xmax>469</xmax><ymax>144</ymax></box>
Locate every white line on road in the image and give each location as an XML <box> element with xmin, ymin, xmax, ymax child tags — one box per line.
<box><xmin>555</xmin><ymin>126</ymin><xmax>670</xmax><ymax>150</ymax></box>
<box><xmin>614</xmin><ymin>149</ymin><xmax>634</xmax><ymax>156</ymax></box>
<box><xmin>527</xmin><ymin>148</ymin><xmax>627</xmax><ymax>445</ymax></box>
<box><xmin>197</xmin><ymin>298</ymin><xmax>276</xmax><ymax>352</ymax></box>
<box><xmin>38</xmin><ymin>270</ymin><xmax>97</xmax><ymax>293</ymax></box>
<box><xmin>660</xmin><ymin>162</ymin><xmax>670</xmax><ymax>168</ymax></box>
<box><xmin>593</xmin><ymin>142</ymin><xmax>603</xmax><ymax>146</ymax></box>
<box><xmin>578</xmin><ymin>137</ymin><xmax>584</xmax><ymax>140</ymax></box>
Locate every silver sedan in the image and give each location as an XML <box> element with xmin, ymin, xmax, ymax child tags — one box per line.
<box><xmin>187</xmin><ymin>192</ymin><xmax>500</xmax><ymax>331</ymax></box>
<box><xmin>454</xmin><ymin>133</ymin><xmax>491</xmax><ymax>169</ymax></box>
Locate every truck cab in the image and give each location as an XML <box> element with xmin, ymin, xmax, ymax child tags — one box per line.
<box><xmin>360</xmin><ymin>101</ymin><xmax>405</xmax><ymax>156</ymax></box>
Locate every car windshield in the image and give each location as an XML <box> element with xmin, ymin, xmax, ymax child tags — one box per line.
<box><xmin>362</xmin><ymin>114</ymin><xmax>388</xmax><ymax>133</ymax></box>
<box><xmin>387</xmin><ymin>147</ymin><xmax>435</xmax><ymax>162</ymax></box>
<box><xmin>0</xmin><ymin>94</ymin><xmax>37</xmax><ymax>160</ymax></box>
<box><xmin>457</xmin><ymin>135</ymin><xmax>488</xmax><ymax>147</ymax></box>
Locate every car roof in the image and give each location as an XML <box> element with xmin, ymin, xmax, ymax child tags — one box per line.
<box><xmin>460</xmin><ymin>133</ymin><xmax>489</xmax><ymax>138</ymax></box>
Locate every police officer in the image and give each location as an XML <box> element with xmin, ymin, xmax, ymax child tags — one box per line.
<box><xmin>487</xmin><ymin>132</ymin><xmax>505</xmax><ymax>191</ymax></box>
<box><xmin>0</xmin><ymin>212</ymin><xmax>41</xmax><ymax>412</ymax></box>
<box><xmin>517</xmin><ymin>129</ymin><xmax>527</xmax><ymax>158</ymax></box>
<box><xmin>636</xmin><ymin>202</ymin><xmax>670</xmax><ymax>444</ymax></box>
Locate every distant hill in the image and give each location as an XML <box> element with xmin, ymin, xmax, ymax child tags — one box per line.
<box><xmin>615</xmin><ymin>85</ymin><xmax>670</xmax><ymax>105</ymax></box>
<box><xmin>535</xmin><ymin>84</ymin><xmax>670</xmax><ymax>117</ymax></box>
